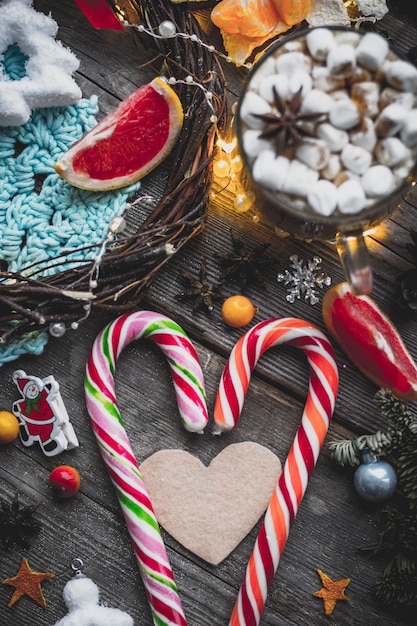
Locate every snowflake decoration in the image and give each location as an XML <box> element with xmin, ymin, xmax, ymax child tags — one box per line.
<box><xmin>277</xmin><ymin>255</ymin><xmax>331</xmax><ymax>305</ymax></box>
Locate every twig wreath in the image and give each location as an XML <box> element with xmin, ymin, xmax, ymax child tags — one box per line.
<box><xmin>0</xmin><ymin>0</ymin><xmax>229</xmax><ymax>344</ymax></box>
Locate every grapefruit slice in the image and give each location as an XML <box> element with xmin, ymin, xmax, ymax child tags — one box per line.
<box><xmin>55</xmin><ymin>77</ymin><xmax>183</xmax><ymax>190</ymax></box>
<box><xmin>322</xmin><ymin>282</ymin><xmax>417</xmax><ymax>401</ymax></box>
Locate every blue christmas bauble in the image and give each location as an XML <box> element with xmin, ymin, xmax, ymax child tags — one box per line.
<box><xmin>354</xmin><ymin>448</ymin><xmax>397</xmax><ymax>502</ymax></box>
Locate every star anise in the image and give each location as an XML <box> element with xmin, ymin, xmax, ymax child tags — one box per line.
<box><xmin>177</xmin><ymin>258</ymin><xmax>221</xmax><ymax>315</ymax></box>
<box><xmin>255</xmin><ymin>86</ymin><xmax>325</xmax><ymax>155</ymax></box>
<box><xmin>217</xmin><ymin>231</ymin><xmax>273</xmax><ymax>290</ymax></box>
<box><xmin>0</xmin><ymin>493</ymin><xmax>42</xmax><ymax>551</ymax></box>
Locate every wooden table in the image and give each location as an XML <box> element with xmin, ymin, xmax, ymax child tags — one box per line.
<box><xmin>1</xmin><ymin>1</ymin><xmax>416</xmax><ymax>624</ymax></box>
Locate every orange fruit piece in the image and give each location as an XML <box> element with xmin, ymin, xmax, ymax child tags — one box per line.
<box><xmin>0</xmin><ymin>410</ymin><xmax>20</xmax><ymax>444</ymax></box>
<box><xmin>211</xmin><ymin>0</ymin><xmax>291</xmax><ymax>66</ymax></box>
<box><xmin>322</xmin><ymin>282</ymin><xmax>417</xmax><ymax>401</ymax></box>
<box><xmin>211</xmin><ymin>0</ymin><xmax>283</xmax><ymax>37</ymax></box>
<box><xmin>55</xmin><ymin>77</ymin><xmax>183</xmax><ymax>190</ymax></box>
<box><xmin>271</xmin><ymin>0</ymin><xmax>312</xmax><ymax>26</ymax></box>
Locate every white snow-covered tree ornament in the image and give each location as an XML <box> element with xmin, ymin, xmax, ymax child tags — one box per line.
<box><xmin>0</xmin><ymin>0</ymin><xmax>81</xmax><ymax>126</ymax></box>
<box><xmin>52</xmin><ymin>564</ymin><xmax>134</xmax><ymax>626</ymax></box>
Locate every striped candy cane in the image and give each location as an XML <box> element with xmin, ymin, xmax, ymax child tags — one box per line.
<box><xmin>213</xmin><ymin>318</ymin><xmax>339</xmax><ymax>626</ymax></box>
<box><xmin>84</xmin><ymin>311</ymin><xmax>209</xmax><ymax>626</ymax></box>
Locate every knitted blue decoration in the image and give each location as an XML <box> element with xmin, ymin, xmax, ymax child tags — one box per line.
<box><xmin>0</xmin><ymin>47</ymin><xmax>140</xmax><ymax>365</ymax></box>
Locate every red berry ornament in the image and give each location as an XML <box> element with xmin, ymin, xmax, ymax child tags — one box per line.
<box><xmin>49</xmin><ymin>465</ymin><xmax>80</xmax><ymax>499</ymax></box>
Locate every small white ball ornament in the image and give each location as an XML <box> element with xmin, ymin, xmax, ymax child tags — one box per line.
<box><xmin>109</xmin><ymin>215</ymin><xmax>126</xmax><ymax>233</ymax></box>
<box><xmin>158</xmin><ymin>20</ymin><xmax>176</xmax><ymax>39</ymax></box>
<box><xmin>49</xmin><ymin>322</ymin><xmax>66</xmax><ymax>338</ymax></box>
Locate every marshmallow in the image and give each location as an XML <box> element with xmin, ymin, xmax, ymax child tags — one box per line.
<box><xmin>379</xmin><ymin>87</ymin><xmax>415</xmax><ymax>111</ymax></box>
<box><xmin>385</xmin><ymin>60</ymin><xmax>417</xmax><ymax>93</ymax></box>
<box><xmin>341</xmin><ymin>143</ymin><xmax>372</xmax><ymax>175</ymax></box>
<box><xmin>281</xmin><ymin>40</ymin><xmax>305</xmax><ymax>54</ymax></box>
<box><xmin>331</xmin><ymin>89</ymin><xmax>350</xmax><ymax>102</ymax></box>
<box><xmin>350</xmin><ymin>117</ymin><xmax>377</xmax><ymax>151</ymax></box>
<box><xmin>288</xmin><ymin>72</ymin><xmax>313</xmax><ymax>98</ymax></box>
<box><xmin>334</xmin><ymin>169</ymin><xmax>359</xmax><ymax>187</ymax></box>
<box><xmin>252</xmin><ymin>150</ymin><xmax>290</xmax><ymax>191</ymax></box>
<box><xmin>258</xmin><ymin>74</ymin><xmax>289</xmax><ymax>104</ymax></box>
<box><xmin>375</xmin><ymin>103</ymin><xmax>408</xmax><ymax>136</ymax></box>
<box><xmin>329</xmin><ymin>98</ymin><xmax>360</xmax><ymax>129</ymax></box>
<box><xmin>311</xmin><ymin>66</ymin><xmax>345</xmax><ymax>93</ymax></box>
<box><xmin>334</xmin><ymin>31</ymin><xmax>362</xmax><ymax>47</ymax></box>
<box><xmin>375</xmin><ymin>137</ymin><xmax>411</xmax><ymax>167</ymax></box>
<box><xmin>327</xmin><ymin>44</ymin><xmax>356</xmax><ymax>79</ymax></box>
<box><xmin>307</xmin><ymin>179</ymin><xmax>337</xmax><ymax>215</ymax></box>
<box><xmin>400</xmin><ymin>109</ymin><xmax>417</xmax><ymax>148</ymax></box>
<box><xmin>355</xmin><ymin>32</ymin><xmax>389</xmax><ymax>71</ymax></box>
<box><xmin>282</xmin><ymin>159</ymin><xmax>319</xmax><ymax>197</ymax></box>
<box><xmin>296</xmin><ymin>138</ymin><xmax>330</xmax><ymax>170</ymax></box>
<box><xmin>249</xmin><ymin>56</ymin><xmax>277</xmax><ymax>91</ymax></box>
<box><xmin>317</xmin><ymin>122</ymin><xmax>349</xmax><ymax>152</ymax></box>
<box><xmin>321</xmin><ymin>154</ymin><xmax>342</xmax><ymax>180</ymax></box>
<box><xmin>242</xmin><ymin>129</ymin><xmax>271</xmax><ymax>161</ymax></box>
<box><xmin>351</xmin><ymin>81</ymin><xmax>380</xmax><ymax>118</ymax></box>
<box><xmin>362</xmin><ymin>164</ymin><xmax>394</xmax><ymax>197</ymax></box>
<box><xmin>349</xmin><ymin>66</ymin><xmax>372</xmax><ymax>84</ymax></box>
<box><xmin>306</xmin><ymin>28</ymin><xmax>336</xmax><ymax>62</ymax></box>
<box><xmin>337</xmin><ymin>178</ymin><xmax>366</xmax><ymax>213</ymax></box>
<box><xmin>240</xmin><ymin>92</ymin><xmax>271</xmax><ymax>129</ymax></box>
<box><xmin>300</xmin><ymin>89</ymin><xmax>333</xmax><ymax>116</ymax></box>
<box><xmin>275</xmin><ymin>51</ymin><xmax>312</xmax><ymax>76</ymax></box>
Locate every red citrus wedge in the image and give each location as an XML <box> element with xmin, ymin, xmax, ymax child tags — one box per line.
<box><xmin>322</xmin><ymin>282</ymin><xmax>417</xmax><ymax>400</ymax></box>
<box><xmin>55</xmin><ymin>77</ymin><xmax>183</xmax><ymax>190</ymax></box>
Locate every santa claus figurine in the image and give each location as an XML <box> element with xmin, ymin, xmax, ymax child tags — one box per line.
<box><xmin>12</xmin><ymin>370</ymin><xmax>78</xmax><ymax>456</ymax></box>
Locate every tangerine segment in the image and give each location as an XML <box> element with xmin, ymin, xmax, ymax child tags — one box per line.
<box><xmin>322</xmin><ymin>282</ymin><xmax>417</xmax><ymax>401</ymax></box>
<box><xmin>55</xmin><ymin>77</ymin><xmax>183</xmax><ymax>190</ymax></box>
<box><xmin>219</xmin><ymin>21</ymin><xmax>290</xmax><ymax>66</ymax></box>
<box><xmin>211</xmin><ymin>0</ymin><xmax>283</xmax><ymax>37</ymax></box>
<box><xmin>271</xmin><ymin>0</ymin><xmax>311</xmax><ymax>26</ymax></box>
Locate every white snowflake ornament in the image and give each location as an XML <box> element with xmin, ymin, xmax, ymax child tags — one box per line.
<box><xmin>277</xmin><ymin>255</ymin><xmax>332</xmax><ymax>305</ymax></box>
<box><xmin>0</xmin><ymin>0</ymin><xmax>81</xmax><ymax>126</ymax></box>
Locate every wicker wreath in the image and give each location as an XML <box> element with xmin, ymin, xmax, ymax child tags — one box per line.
<box><xmin>0</xmin><ymin>0</ymin><xmax>229</xmax><ymax>343</ymax></box>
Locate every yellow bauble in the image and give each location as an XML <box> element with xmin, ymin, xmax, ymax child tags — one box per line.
<box><xmin>0</xmin><ymin>411</ymin><xmax>20</xmax><ymax>444</ymax></box>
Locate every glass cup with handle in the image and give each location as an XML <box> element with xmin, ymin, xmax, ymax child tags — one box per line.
<box><xmin>236</xmin><ymin>26</ymin><xmax>417</xmax><ymax>294</ymax></box>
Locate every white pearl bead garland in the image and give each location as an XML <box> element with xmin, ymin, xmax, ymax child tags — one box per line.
<box><xmin>48</xmin><ymin>213</ymin><xmax>128</xmax><ymax>337</ymax></box>
<box><xmin>125</xmin><ymin>19</ymin><xmax>253</xmax><ymax>70</ymax></box>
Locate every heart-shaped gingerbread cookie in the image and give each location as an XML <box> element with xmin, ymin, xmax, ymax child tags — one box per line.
<box><xmin>140</xmin><ymin>442</ymin><xmax>282</xmax><ymax>565</ymax></box>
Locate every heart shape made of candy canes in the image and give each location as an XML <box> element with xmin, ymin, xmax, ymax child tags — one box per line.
<box><xmin>84</xmin><ymin>311</ymin><xmax>338</xmax><ymax>626</ymax></box>
<box><xmin>140</xmin><ymin>442</ymin><xmax>282</xmax><ymax>566</ymax></box>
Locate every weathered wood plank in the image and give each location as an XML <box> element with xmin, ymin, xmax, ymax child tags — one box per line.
<box><xmin>1</xmin><ymin>2</ymin><xmax>416</xmax><ymax>625</ymax></box>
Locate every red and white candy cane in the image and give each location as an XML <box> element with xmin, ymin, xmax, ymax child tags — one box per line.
<box><xmin>84</xmin><ymin>311</ymin><xmax>209</xmax><ymax>626</ymax></box>
<box><xmin>214</xmin><ymin>318</ymin><xmax>339</xmax><ymax>626</ymax></box>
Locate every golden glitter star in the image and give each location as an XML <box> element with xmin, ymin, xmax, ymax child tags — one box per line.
<box><xmin>3</xmin><ymin>557</ymin><xmax>54</xmax><ymax>608</ymax></box>
<box><xmin>313</xmin><ymin>568</ymin><xmax>351</xmax><ymax>615</ymax></box>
